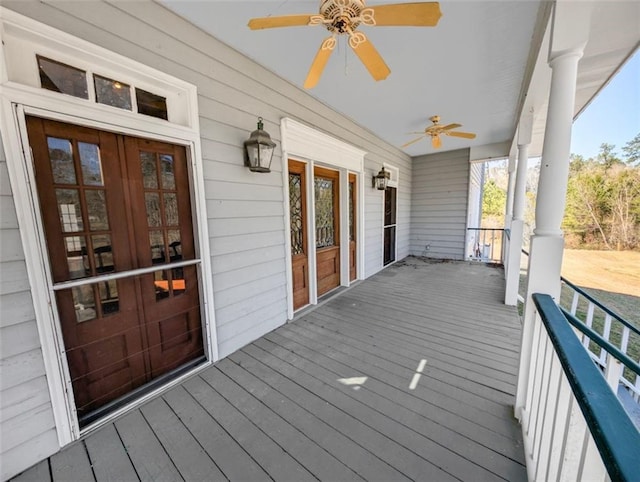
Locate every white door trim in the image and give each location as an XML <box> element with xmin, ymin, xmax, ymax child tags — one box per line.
<box><xmin>281</xmin><ymin>118</ymin><xmax>366</xmax><ymax>319</ymax></box>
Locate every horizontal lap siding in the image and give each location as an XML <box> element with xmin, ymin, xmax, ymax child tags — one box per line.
<box><xmin>410</xmin><ymin>149</ymin><xmax>470</xmax><ymax>260</ymax></box>
<box><xmin>0</xmin><ymin>137</ymin><xmax>59</xmax><ymax>481</ymax></box>
<box><xmin>1</xmin><ymin>3</ymin><xmax>413</xmax><ymax>476</ymax></box>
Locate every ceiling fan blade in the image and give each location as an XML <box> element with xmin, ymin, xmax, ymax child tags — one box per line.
<box><xmin>439</xmin><ymin>123</ymin><xmax>462</xmax><ymax>131</ymax></box>
<box><xmin>350</xmin><ymin>33</ymin><xmax>390</xmax><ymax>81</ymax></box>
<box><xmin>304</xmin><ymin>37</ymin><xmax>336</xmax><ymax>89</ymax></box>
<box><xmin>248</xmin><ymin>15</ymin><xmax>313</xmax><ymax>30</ymax></box>
<box><xmin>368</xmin><ymin>3</ymin><xmax>442</xmax><ymax>26</ymax></box>
<box><xmin>446</xmin><ymin>131</ymin><xmax>477</xmax><ymax>139</ymax></box>
<box><xmin>401</xmin><ymin>136</ymin><xmax>425</xmax><ymax>148</ymax></box>
<box><xmin>432</xmin><ymin>135</ymin><xmax>442</xmax><ymax>148</ymax></box>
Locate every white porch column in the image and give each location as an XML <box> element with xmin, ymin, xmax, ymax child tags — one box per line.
<box><xmin>514</xmin><ymin>46</ymin><xmax>584</xmax><ymax>417</ymax></box>
<box><xmin>514</xmin><ymin>0</ymin><xmax>591</xmax><ymax>417</ymax></box>
<box><xmin>505</xmin><ymin>152</ymin><xmax>517</xmax><ymax>226</ymax></box>
<box><xmin>504</xmin><ymin>111</ymin><xmax>533</xmax><ymax>305</ymax></box>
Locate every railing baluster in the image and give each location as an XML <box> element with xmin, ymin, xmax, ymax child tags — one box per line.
<box><xmin>532</xmin><ymin>336</ymin><xmax>552</xmax><ymax>463</ymax></box>
<box><xmin>525</xmin><ymin>315</ymin><xmax>544</xmax><ymax>438</ymax></box>
<box><xmin>600</xmin><ymin>314</ymin><xmax>612</xmax><ymax>366</ymax></box>
<box><xmin>544</xmin><ymin>358</ymin><xmax>571</xmax><ymax>482</ymax></box>
<box><xmin>559</xmin><ymin>397</ymin><xmax>588</xmax><ymax>481</ymax></box>
<box><xmin>570</xmin><ymin>291</ymin><xmax>579</xmax><ymax>316</ymax></box>
<box><xmin>579</xmin><ymin>431</ymin><xmax>607</xmax><ymax>482</ymax></box>
<box><xmin>534</xmin><ymin>347</ymin><xmax>563</xmax><ymax>481</ymax></box>
<box><xmin>583</xmin><ymin>302</ymin><xmax>595</xmax><ymax>349</ymax></box>
<box><xmin>605</xmin><ymin>352</ymin><xmax>624</xmax><ymax>392</ymax></box>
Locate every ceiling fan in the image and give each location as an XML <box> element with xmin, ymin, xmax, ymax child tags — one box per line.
<box><xmin>248</xmin><ymin>1</ymin><xmax>442</xmax><ymax>88</ymax></box>
<box><xmin>402</xmin><ymin>115</ymin><xmax>477</xmax><ymax>149</ymax></box>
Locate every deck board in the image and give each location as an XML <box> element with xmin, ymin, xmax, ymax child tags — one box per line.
<box><xmin>84</xmin><ymin>424</ymin><xmax>138</xmax><ymax>481</ymax></box>
<box><xmin>162</xmin><ymin>385</ymin><xmax>271</xmax><ymax>481</ymax></box>
<box><xmin>49</xmin><ymin>440</ymin><xmax>93</xmax><ymax>481</ymax></box>
<box><xmin>139</xmin><ymin>398</ymin><xmax>225</xmax><ymax>481</ymax></box>
<box><xmin>15</xmin><ymin>258</ymin><xmax>527</xmax><ymax>482</ymax></box>
<box><xmin>272</xmin><ymin>324</ymin><xmax>524</xmax><ymax>458</ymax></box>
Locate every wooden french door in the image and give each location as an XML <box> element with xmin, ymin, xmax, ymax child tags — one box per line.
<box><xmin>315</xmin><ymin>166</ymin><xmax>340</xmax><ymax>296</ymax></box>
<box><xmin>384</xmin><ymin>187</ymin><xmax>397</xmax><ymax>265</ymax></box>
<box><xmin>348</xmin><ymin>173</ymin><xmax>357</xmax><ymax>281</ymax></box>
<box><xmin>26</xmin><ymin>117</ymin><xmax>204</xmax><ymax>423</ymax></box>
<box><xmin>288</xmin><ymin>160</ymin><xmax>309</xmax><ymax>310</ymax></box>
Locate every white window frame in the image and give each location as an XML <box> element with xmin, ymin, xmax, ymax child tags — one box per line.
<box><xmin>0</xmin><ymin>8</ymin><xmax>217</xmax><ymax>444</ymax></box>
<box><xmin>280</xmin><ymin>118</ymin><xmax>366</xmax><ymax>319</ymax></box>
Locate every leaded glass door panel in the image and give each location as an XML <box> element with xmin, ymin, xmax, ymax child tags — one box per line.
<box><xmin>314</xmin><ymin>166</ymin><xmax>340</xmax><ymax>296</ymax></box>
<box><xmin>288</xmin><ymin>160</ymin><xmax>309</xmax><ymax>309</ymax></box>
<box><xmin>349</xmin><ymin>173</ymin><xmax>357</xmax><ymax>281</ymax></box>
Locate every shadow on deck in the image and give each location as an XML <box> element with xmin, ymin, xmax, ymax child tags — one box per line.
<box><xmin>14</xmin><ymin>257</ymin><xmax>526</xmax><ymax>482</ymax></box>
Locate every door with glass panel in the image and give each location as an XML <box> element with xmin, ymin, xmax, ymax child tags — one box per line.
<box><xmin>26</xmin><ymin>117</ymin><xmax>203</xmax><ymax>424</ymax></box>
<box><xmin>348</xmin><ymin>173</ymin><xmax>357</xmax><ymax>281</ymax></box>
<box><xmin>384</xmin><ymin>187</ymin><xmax>397</xmax><ymax>265</ymax></box>
<box><xmin>314</xmin><ymin>166</ymin><xmax>340</xmax><ymax>296</ymax></box>
<box><xmin>288</xmin><ymin>160</ymin><xmax>309</xmax><ymax>310</ymax></box>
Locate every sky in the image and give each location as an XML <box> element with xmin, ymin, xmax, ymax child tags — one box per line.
<box><xmin>570</xmin><ymin>48</ymin><xmax>640</xmax><ymax>160</ymax></box>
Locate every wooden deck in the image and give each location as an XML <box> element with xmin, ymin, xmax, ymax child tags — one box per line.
<box><xmin>13</xmin><ymin>258</ymin><xmax>526</xmax><ymax>482</ymax></box>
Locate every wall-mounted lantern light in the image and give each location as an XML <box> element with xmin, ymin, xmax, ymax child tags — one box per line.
<box><xmin>372</xmin><ymin>166</ymin><xmax>390</xmax><ymax>190</ymax></box>
<box><xmin>244</xmin><ymin>117</ymin><xmax>276</xmax><ymax>173</ymax></box>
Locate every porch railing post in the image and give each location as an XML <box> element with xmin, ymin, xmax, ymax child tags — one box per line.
<box><xmin>514</xmin><ymin>1</ymin><xmax>588</xmax><ymax>419</ymax></box>
<box><xmin>504</xmin><ymin>111</ymin><xmax>532</xmax><ymax>306</ymax></box>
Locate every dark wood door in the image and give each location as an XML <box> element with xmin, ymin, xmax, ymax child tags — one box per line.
<box><xmin>27</xmin><ymin>117</ymin><xmax>203</xmax><ymax>421</ymax></box>
<box><xmin>315</xmin><ymin>166</ymin><xmax>340</xmax><ymax>296</ymax></box>
<box><xmin>288</xmin><ymin>160</ymin><xmax>309</xmax><ymax>310</ymax></box>
<box><xmin>349</xmin><ymin>173</ymin><xmax>357</xmax><ymax>281</ymax></box>
<box><xmin>384</xmin><ymin>187</ymin><xmax>397</xmax><ymax>266</ymax></box>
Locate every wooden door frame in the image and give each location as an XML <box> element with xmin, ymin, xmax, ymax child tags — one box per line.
<box><xmin>281</xmin><ymin>118</ymin><xmax>366</xmax><ymax>319</ymax></box>
<box><xmin>0</xmin><ymin>15</ymin><xmax>217</xmax><ymax>441</ymax></box>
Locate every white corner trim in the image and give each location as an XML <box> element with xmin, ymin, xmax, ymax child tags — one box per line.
<box><xmin>281</xmin><ymin>117</ymin><xmax>366</xmax><ymax>172</ymax></box>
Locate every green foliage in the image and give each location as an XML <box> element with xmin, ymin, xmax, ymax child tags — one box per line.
<box><xmin>563</xmin><ymin>143</ymin><xmax>640</xmax><ymax>250</ymax></box>
<box><xmin>482</xmin><ymin>179</ymin><xmax>506</xmax><ymax>218</ymax></box>
<box><xmin>622</xmin><ymin>133</ymin><xmax>640</xmax><ymax>166</ymax></box>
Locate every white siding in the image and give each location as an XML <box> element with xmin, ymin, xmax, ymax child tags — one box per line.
<box><xmin>410</xmin><ymin>149</ymin><xmax>471</xmax><ymax>260</ymax></box>
<box><xmin>2</xmin><ymin>0</ymin><xmax>411</xmax><ymax>358</ymax></box>
<box><xmin>0</xmin><ymin>135</ymin><xmax>60</xmax><ymax>481</ymax></box>
<box><xmin>0</xmin><ymin>3</ymin><xmax>413</xmax><ymax>476</ymax></box>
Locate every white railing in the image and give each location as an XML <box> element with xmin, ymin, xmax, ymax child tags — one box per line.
<box><xmin>521</xmin><ymin>294</ymin><xmax>639</xmax><ymax>481</ymax></box>
<box><xmin>518</xmin><ymin>251</ymin><xmax>639</xmax><ymax>402</ymax></box>
<box><xmin>560</xmin><ymin>277</ymin><xmax>640</xmax><ymax>402</ymax></box>
<box><xmin>467</xmin><ymin>228</ymin><xmax>505</xmax><ymax>264</ymax></box>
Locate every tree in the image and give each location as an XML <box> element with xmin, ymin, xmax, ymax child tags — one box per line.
<box><xmin>482</xmin><ymin>179</ymin><xmax>506</xmax><ymax>218</ymax></box>
<box><xmin>622</xmin><ymin>133</ymin><xmax>640</xmax><ymax>165</ymax></box>
<box><xmin>597</xmin><ymin>143</ymin><xmax>623</xmax><ymax>168</ymax></box>
<box><xmin>563</xmin><ymin>154</ymin><xmax>640</xmax><ymax>250</ymax></box>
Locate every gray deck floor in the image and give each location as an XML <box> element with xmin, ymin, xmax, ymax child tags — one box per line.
<box><xmin>14</xmin><ymin>258</ymin><xmax>527</xmax><ymax>482</ymax></box>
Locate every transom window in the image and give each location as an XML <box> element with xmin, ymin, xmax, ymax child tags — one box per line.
<box><xmin>36</xmin><ymin>55</ymin><xmax>168</xmax><ymax>121</ymax></box>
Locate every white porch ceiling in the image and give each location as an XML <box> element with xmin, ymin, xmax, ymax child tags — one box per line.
<box><xmin>161</xmin><ymin>1</ymin><xmax>639</xmax><ymax>160</ymax></box>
